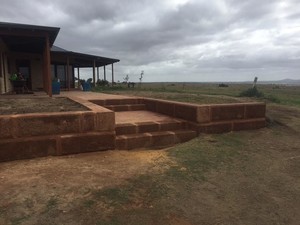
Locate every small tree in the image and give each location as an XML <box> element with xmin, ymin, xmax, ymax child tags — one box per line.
<box><xmin>239</xmin><ymin>76</ymin><xmax>263</xmax><ymax>98</ymax></box>
<box><xmin>253</xmin><ymin>76</ymin><xmax>258</xmax><ymax>88</ymax></box>
<box><xmin>139</xmin><ymin>70</ymin><xmax>144</xmax><ymax>88</ymax></box>
<box><xmin>123</xmin><ymin>74</ymin><xmax>129</xmax><ymax>83</ymax></box>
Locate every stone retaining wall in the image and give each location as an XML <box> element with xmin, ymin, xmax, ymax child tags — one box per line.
<box><xmin>0</xmin><ymin>97</ymin><xmax>115</xmax><ymax>162</ymax></box>
<box><xmin>0</xmin><ymin>96</ymin><xmax>266</xmax><ymax>162</ymax></box>
<box><xmin>143</xmin><ymin>98</ymin><xmax>266</xmax><ymax>134</ymax></box>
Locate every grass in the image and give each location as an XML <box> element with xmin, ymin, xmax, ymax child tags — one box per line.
<box><xmin>75</xmin><ymin>122</ymin><xmax>299</xmax><ymax>224</ymax></box>
<box><xmin>1</xmin><ymin>83</ymin><xmax>300</xmax><ymax>225</ymax></box>
<box><xmin>67</xmin><ymin>133</ymin><xmax>253</xmax><ymax>225</ymax></box>
<box><xmin>88</xmin><ymin>83</ymin><xmax>300</xmax><ymax>224</ymax></box>
<box><xmin>93</xmin><ymin>82</ymin><xmax>300</xmax><ymax>107</ymax></box>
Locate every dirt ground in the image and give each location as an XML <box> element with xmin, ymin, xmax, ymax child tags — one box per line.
<box><xmin>0</xmin><ymin>97</ymin><xmax>89</xmax><ymax>115</ymax></box>
<box><xmin>0</xmin><ymin>103</ymin><xmax>299</xmax><ymax>225</ymax></box>
<box><xmin>0</xmin><ymin>150</ymin><xmax>171</xmax><ymax>225</ymax></box>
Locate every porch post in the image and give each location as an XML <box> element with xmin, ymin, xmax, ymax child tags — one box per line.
<box><xmin>97</xmin><ymin>66</ymin><xmax>99</xmax><ymax>81</ymax></box>
<box><xmin>104</xmin><ymin>65</ymin><xmax>106</xmax><ymax>81</ymax></box>
<box><xmin>67</xmin><ymin>56</ymin><xmax>70</xmax><ymax>91</ymax></box>
<box><xmin>77</xmin><ymin>67</ymin><xmax>80</xmax><ymax>82</ymax></box>
<box><xmin>93</xmin><ymin>60</ymin><xmax>96</xmax><ymax>87</ymax></box>
<box><xmin>44</xmin><ymin>35</ymin><xmax>52</xmax><ymax>97</ymax></box>
<box><xmin>1</xmin><ymin>53</ymin><xmax>7</xmax><ymax>92</ymax></box>
<box><xmin>111</xmin><ymin>63</ymin><xmax>114</xmax><ymax>85</ymax></box>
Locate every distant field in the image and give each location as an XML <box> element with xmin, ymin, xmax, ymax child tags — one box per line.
<box><xmin>94</xmin><ymin>82</ymin><xmax>300</xmax><ymax>107</ymax></box>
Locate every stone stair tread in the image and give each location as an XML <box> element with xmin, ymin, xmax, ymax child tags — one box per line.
<box><xmin>115</xmin><ymin>120</ymin><xmax>186</xmax><ymax>135</ymax></box>
<box><xmin>105</xmin><ymin>103</ymin><xmax>145</xmax><ymax>107</ymax></box>
<box><xmin>105</xmin><ymin>104</ymin><xmax>146</xmax><ymax>112</ymax></box>
<box><xmin>116</xmin><ymin>129</ymin><xmax>197</xmax><ymax>150</ymax></box>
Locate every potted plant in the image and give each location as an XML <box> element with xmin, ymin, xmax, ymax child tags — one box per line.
<box><xmin>9</xmin><ymin>72</ymin><xmax>27</xmax><ymax>94</ymax></box>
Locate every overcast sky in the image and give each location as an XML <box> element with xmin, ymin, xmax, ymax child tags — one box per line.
<box><xmin>1</xmin><ymin>0</ymin><xmax>300</xmax><ymax>82</ymax></box>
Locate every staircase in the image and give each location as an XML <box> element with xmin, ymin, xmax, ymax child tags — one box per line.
<box><xmin>90</xmin><ymin>98</ymin><xmax>146</xmax><ymax>112</ymax></box>
<box><xmin>115</xmin><ymin>120</ymin><xmax>196</xmax><ymax>150</ymax></box>
<box><xmin>93</xmin><ymin>98</ymin><xmax>197</xmax><ymax>150</ymax></box>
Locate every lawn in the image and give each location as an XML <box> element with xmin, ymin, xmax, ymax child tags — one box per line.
<box><xmin>94</xmin><ymin>82</ymin><xmax>300</xmax><ymax>107</ymax></box>
<box><xmin>1</xmin><ymin>83</ymin><xmax>300</xmax><ymax>225</ymax></box>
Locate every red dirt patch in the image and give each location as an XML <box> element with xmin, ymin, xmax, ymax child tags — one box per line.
<box><xmin>0</xmin><ymin>97</ymin><xmax>89</xmax><ymax>115</ymax></box>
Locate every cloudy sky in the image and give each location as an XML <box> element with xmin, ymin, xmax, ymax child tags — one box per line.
<box><xmin>1</xmin><ymin>0</ymin><xmax>300</xmax><ymax>82</ymax></box>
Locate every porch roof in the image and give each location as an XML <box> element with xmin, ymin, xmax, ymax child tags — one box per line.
<box><xmin>51</xmin><ymin>45</ymin><xmax>120</xmax><ymax>67</ymax></box>
<box><xmin>0</xmin><ymin>22</ymin><xmax>60</xmax><ymax>53</ymax></box>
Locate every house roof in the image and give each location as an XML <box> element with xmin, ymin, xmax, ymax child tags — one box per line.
<box><xmin>0</xmin><ymin>22</ymin><xmax>120</xmax><ymax>66</ymax></box>
<box><xmin>0</xmin><ymin>22</ymin><xmax>60</xmax><ymax>45</ymax></box>
<box><xmin>51</xmin><ymin>45</ymin><xmax>120</xmax><ymax>67</ymax></box>
<box><xmin>0</xmin><ymin>22</ymin><xmax>60</xmax><ymax>53</ymax></box>
<box><xmin>51</xmin><ymin>45</ymin><xmax>69</xmax><ymax>52</ymax></box>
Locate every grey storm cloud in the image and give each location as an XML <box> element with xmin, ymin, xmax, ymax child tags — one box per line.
<box><xmin>0</xmin><ymin>0</ymin><xmax>299</xmax><ymax>82</ymax></box>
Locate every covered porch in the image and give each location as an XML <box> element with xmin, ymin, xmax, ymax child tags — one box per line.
<box><xmin>0</xmin><ymin>22</ymin><xmax>59</xmax><ymax>96</ymax></box>
<box><xmin>0</xmin><ymin>22</ymin><xmax>119</xmax><ymax>96</ymax></box>
<box><xmin>50</xmin><ymin>46</ymin><xmax>119</xmax><ymax>91</ymax></box>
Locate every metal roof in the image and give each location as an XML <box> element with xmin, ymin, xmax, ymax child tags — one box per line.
<box><xmin>51</xmin><ymin>45</ymin><xmax>120</xmax><ymax>67</ymax></box>
<box><xmin>0</xmin><ymin>22</ymin><xmax>120</xmax><ymax>66</ymax></box>
<box><xmin>0</xmin><ymin>21</ymin><xmax>60</xmax><ymax>46</ymax></box>
<box><xmin>51</xmin><ymin>45</ymin><xmax>69</xmax><ymax>52</ymax></box>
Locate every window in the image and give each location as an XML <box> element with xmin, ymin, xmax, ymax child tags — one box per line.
<box><xmin>0</xmin><ymin>53</ymin><xmax>2</xmax><ymax>77</ymax></box>
<box><xmin>51</xmin><ymin>64</ymin><xmax>55</xmax><ymax>79</ymax></box>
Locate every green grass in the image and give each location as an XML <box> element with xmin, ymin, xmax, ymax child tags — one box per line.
<box><xmin>168</xmin><ymin>135</ymin><xmax>242</xmax><ymax>175</ymax></box>
<box><xmin>93</xmin><ymin>82</ymin><xmax>300</xmax><ymax>107</ymax></box>
<box><xmin>262</xmin><ymin>86</ymin><xmax>300</xmax><ymax>106</ymax></box>
<box><xmin>86</xmin><ymin>82</ymin><xmax>300</xmax><ymax>224</ymax></box>
<box><xmin>77</xmin><ymin>133</ymin><xmax>246</xmax><ymax>225</ymax></box>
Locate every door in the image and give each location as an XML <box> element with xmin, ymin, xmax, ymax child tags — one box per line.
<box><xmin>16</xmin><ymin>60</ymin><xmax>31</xmax><ymax>90</ymax></box>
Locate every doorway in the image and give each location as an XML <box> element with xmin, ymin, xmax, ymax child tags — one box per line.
<box><xmin>16</xmin><ymin>60</ymin><xmax>31</xmax><ymax>90</ymax></box>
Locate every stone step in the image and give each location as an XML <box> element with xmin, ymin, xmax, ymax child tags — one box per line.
<box><xmin>115</xmin><ymin>120</ymin><xmax>186</xmax><ymax>135</ymax></box>
<box><xmin>105</xmin><ymin>104</ymin><xmax>146</xmax><ymax>112</ymax></box>
<box><xmin>0</xmin><ymin>131</ymin><xmax>116</xmax><ymax>162</ymax></box>
<box><xmin>116</xmin><ymin>129</ymin><xmax>197</xmax><ymax>150</ymax></box>
<box><xmin>90</xmin><ymin>98</ymin><xmax>143</xmax><ymax>106</ymax></box>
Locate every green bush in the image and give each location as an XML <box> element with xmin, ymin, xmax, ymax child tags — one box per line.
<box><xmin>239</xmin><ymin>86</ymin><xmax>264</xmax><ymax>98</ymax></box>
<box><xmin>264</xmin><ymin>95</ymin><xmax>280</xmax><ymax>103</ymax></box>
<box><xmin>97</xmin><ymin>79</ymin><xmax>109</xmax><ymax>87</ymax></box>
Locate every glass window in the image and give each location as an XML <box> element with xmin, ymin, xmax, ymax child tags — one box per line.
<box><xmin>51</xmin><ymin>65</ymin><xmax>55</xmax><ymax>79</ymax></box>
<box><xmin>0</xmin><ymin>53</ymin><xmax>2</xmax><ymax>77</ymax></box>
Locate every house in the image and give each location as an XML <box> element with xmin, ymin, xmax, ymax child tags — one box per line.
<box><xmin>0</xmin><ymin>22</ymin><xmax>119</xmax><ymax>96</ymax></box>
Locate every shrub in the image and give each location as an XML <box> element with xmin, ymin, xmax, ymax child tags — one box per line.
<box><xmin>264</xmin><ymin>95</ymin><xmax>280</xmax><ymax>103</ymax></box>
<box><xmin>97</xmin><ymin>79</ymin><xmax>109</xmax><ymax>87</ymax></box>
<box><xmin>218</xmin><ymin>83</ymin><xmax>229</xmax><ymax>87</ymax></box>
<box><xmin>239</xmin><ymin>86</ymin><xmax>264</xmax><ymax>98</ymax></box>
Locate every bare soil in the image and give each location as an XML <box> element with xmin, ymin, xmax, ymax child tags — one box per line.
<box><xmin>0</xmin><ymin>97</ymin><xmax>89</xmax><ymax>115</ymax></box>
<box><xmin>0</xmin><ymin>150</ymin><xmax>170</xmax><ymax>225</ymax></box>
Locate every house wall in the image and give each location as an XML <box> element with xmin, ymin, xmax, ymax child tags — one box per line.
<box><xmin>8</xmin><ymin>52</ymin><xmax>43</xmax><ymax>91</ymax></box>
<box><xmin>31</xmin><ymin>58</ymin><xmax>43</xmax><ymax>90</ymax></box>
<box><xmin>1</xmin><ymin>49</ymin><xmax>77</xmax><ymax>93</ymax></box>
<box><xmin>51</xmin><ymin>54</ymin><xmax>75</xmax><ymax>88</ymax></box>
<box><xmin>0</xmin><ymin>39</ymin><xmax>5</xmax><ymax>93</ymax></box>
